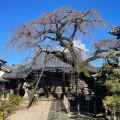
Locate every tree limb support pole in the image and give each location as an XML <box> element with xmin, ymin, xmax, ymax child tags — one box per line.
<box><xmin>27</xmin><ymin>53</ymin><xmax>49</xmax><ymax>109</ymax></box>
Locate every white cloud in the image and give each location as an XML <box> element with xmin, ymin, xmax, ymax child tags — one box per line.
<box><xmin>73</xmin><ymin>40</ymin><xmax>89</xmax><ymax>52</ymax></box>
<box><xmin>73</xmin><ymin>40</ymin><xmax>90</xmax><ymax>60</ymax></box>
<box><xmin>55</xmin><ymin>39</ymin><xmax>89</xmax><ymax>55</ymax></box>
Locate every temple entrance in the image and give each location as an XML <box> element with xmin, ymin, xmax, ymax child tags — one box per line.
<box><xmin>46</xmin><ymin>78</ymin><xmax>64</xmax><ymax>98</ymax></box>
<box><xmin>38</xmin><ymin>72</ymin><xmax>69</xmax><ymax>99</ymax></box>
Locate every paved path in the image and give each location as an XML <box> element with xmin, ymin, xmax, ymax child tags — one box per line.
<box><xmin>5</xmin><ymin>100</ymin><xmax>52</xmax><ymax>120</ymax></box>
<box><xmin>5</xmin><ymin>98</ymin><xmax>96</xmax><ymax>120</ymax></box>
<box><xmin>47</xmin><ymin>99</ymin><xmax>68</xmax><ymax>120</ymax></box>
<box><xmin>47</xmin><ymin>99</ymin><xmax>86</xmax><ymax>120</ymax></box>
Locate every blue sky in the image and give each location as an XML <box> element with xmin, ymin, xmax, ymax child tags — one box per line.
<box><xmin>0</xmin><ymin>0</ymin><xmax>119</xmax><ymax>66</ymax></box>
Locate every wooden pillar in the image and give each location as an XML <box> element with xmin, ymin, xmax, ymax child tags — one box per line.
<box><xmin>46</xmin><ymin>77</ymin><xmax>51</xmax><ymax>98</ymax></box>
<box><xmin>17</xmin><ymin>80</ymin><xmax>23</xmax><ymax>95</ymax></box>
<box><xmin>62</xmin><ymin>72</ymin><xmax>65</xmax><ymax>93</ymax></box>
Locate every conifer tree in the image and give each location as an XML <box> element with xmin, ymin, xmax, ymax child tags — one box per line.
<box><xmin>100</xmin><ymin>49</ymin><xmax>120</xmax><ymax>117</ymax></box>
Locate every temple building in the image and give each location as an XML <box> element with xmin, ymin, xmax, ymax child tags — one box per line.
<box><xmin>0</xmin><ymin>49</ymin><xmax>100</xmax><ymax>99</ymax></box>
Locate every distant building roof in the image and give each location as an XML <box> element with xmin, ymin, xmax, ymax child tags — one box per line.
<box><xmin>108</xmin><ymin>26</ymin><xmax>120</xmax><ymax>39</ymax></box>
<box><xmin>0</xmin><ymin>57</ymin><xmax>7</xmax><ymax>64</ymax></box>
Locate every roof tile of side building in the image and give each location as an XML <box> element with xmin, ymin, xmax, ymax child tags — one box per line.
<box><xmin>108</xmin><ymin>26</ymin><xmax>120</xmax><ymax>37</ymax></box>
<box><xmin>0</xmin><ymin>57</ymin><xmax>7</xmax><ymax>64</ymax></box>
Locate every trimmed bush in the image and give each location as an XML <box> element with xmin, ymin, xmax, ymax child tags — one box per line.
<box><xmin>9</xmin><ymin>94</ymin><xmax>22</xmax><ymax>105</ymax></box>
<box><xmin>0</xmin><ymin>94</ymin><xmax>22</xmax><ymax>119</ymax></box>
<box><xmin>0</xmin><ymin>112</ymin><xmax>3</xmax><ymax>120</ymax></box>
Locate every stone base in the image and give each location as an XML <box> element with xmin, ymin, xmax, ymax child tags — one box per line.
<box><xmin>20</xmin><ymin>98</ymin><xmax>29</xmax><ymax>107</ymax></box>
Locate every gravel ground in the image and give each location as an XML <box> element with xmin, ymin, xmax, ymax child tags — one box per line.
<box><xmin>5</xmin><ymin>100</ymin><xmax>52</xmax><ymax>120</ymax></box>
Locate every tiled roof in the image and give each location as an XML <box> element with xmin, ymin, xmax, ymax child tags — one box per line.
<box><xmin>3</xmin><ymin>69</ymin><xmax>32</xmax><ymax>79</ymax></box>
<box><xmin>0</xmin><ymin>57</ymin><xmax>7</xmax><ymax>64</ymax></box>
<box><xmin>108</xmin><ymin>26</ymin><xmax>120</xmax><ymax>37</ymax></box>
<box><xmin>1</xmin><ymin>50</ymin><xmax>100</xmax><ymax>79</ymax></box>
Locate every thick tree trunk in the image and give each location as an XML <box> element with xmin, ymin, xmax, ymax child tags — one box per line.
<box><xmin>69</xmin><ymin>48</ymin><xmax>78</xmax><ymax>71</ymax></box>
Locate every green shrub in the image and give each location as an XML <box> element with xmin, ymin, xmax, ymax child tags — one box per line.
<box><xmin>0</xmin><ymin>95</ymin><xmax>22</xmax><ymax>119</ymax></box>
<box><xmin>0</xmin><ymin>95</ymin><xmax>22</xmax><ymax>112</ymax></box>
<box><xmin>0</xmin><ymin>112</ymin><xmax>3</xmax><ymax>120</ymax></box>
<box><xmin>9</xmin><ymin>95</ymin><xmax>22</xmax><ymax>105</ymax></box>
<box><xmin>0</xmin><ymin>101</ymin><xmax>12</xmax><ymax>112</ymax></box>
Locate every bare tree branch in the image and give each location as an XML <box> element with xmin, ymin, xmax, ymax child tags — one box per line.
<box><xmin>5</xmin><ymin>6</ymin><xmax>106</xmax><ymax>71</ymax></box>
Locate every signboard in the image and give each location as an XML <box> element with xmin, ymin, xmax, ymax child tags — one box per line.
<box><xmin>85</xmin><ymin>95</ymin><xmax>90</xmax><ymax>100</ymax></box>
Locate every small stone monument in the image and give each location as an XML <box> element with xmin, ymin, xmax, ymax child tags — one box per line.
<box><xmin>63</xmin><ymin>95</ymin><xmax>70</xmax><ymax>113</ymax></box>
<box><xmin>23</xmin><ymin>89</ymin><xmax>29</xmax><ymax>99</ymax></box>
<box><xmin>20</xmin><ymin>82</ymin><xmax>29</xmax><ymax>107</ymax></box>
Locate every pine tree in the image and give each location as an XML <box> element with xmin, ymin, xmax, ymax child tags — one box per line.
<box><xmin>101</xmin><ymin>51</ymin><xmax>120</xmax><ymax>117</ymax></box>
